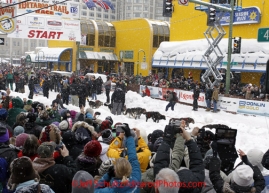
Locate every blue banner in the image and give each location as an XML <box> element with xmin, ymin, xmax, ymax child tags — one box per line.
<box><xmin>218</xmin><ymin>7</ymin><xmax>261</xmax><ymax>26</ymax></box>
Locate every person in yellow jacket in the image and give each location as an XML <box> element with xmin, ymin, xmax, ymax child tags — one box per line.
<box><xmin>107</xmin><ymin>126</ymin><xmax>151</xmax><ymax>173</ymax></box>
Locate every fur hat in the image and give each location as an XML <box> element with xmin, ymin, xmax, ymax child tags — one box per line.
<box><xmin>0</xmin><ymin>127</ymin><xmax>9</xmax><ymax>143</ymax></box>
<box><xmin>59</xmin><ymin>120</ymin><xmax>69</xmax><ymax>131</ymax></box>
<box><xmin>100</xmin><ymin>120</ymin><xmax>112</xmax><ymax>131</ymax></box>
<box><xmin>231</xmin><ymin>165</ymin><xmax>254</xmax><ymax>187</ymax></box>
<box><xmin>247</xmin><ymin>149</ymin><xmax>264</xmax><ymax>171</ymax></box>
<box><xmin>11</xmin><ymin>157</ymin><xmax>38</xmax><ymax>184</ymax></box>
<box><xmin>84</xmin><ymin>140</ymin><xmax>102</xmax><ymax>157</ymax></box>
<box><xmin>37</xmin><ymin>142</ymin><xmax>56</xmax><ymax>158</ymax></box>
<box><xmin>14</xmin><ymin>126</ymin><xmax>25</xmax><ymax>137</ymax></box>
<box><xmin>72</xmin><ymin>171</ymin><xmax>94</xmax><ymax>193</ymax></box>
<box><xmin>101</xmin><ymin>129</ymin><xmax>113</xmax><ymax>144</ymax></box>
<box><xmin>15</xmin><ymin>133</ymin><xmax>29</xmax><ymax>148</ymax></box>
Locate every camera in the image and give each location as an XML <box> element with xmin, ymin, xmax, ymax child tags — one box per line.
<box><xmin>116</xmin><ymin>124</ymin><xmax>126</xmax><ymax>133</ymax></box>
<box><xmin>167</xmin><ymin>118</ymin><xmax>184</xmax><ymax>134</ymax></box>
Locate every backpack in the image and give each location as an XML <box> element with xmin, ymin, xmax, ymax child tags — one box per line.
<box><xmin>172</xmin><ymin>92</ymin><xmax>179</xmax><ymax>102</ymax></box>
<box><xmin>0</xmin><ymin>157</ymin><xmax>8</xmax><ymax>193</ymax></box>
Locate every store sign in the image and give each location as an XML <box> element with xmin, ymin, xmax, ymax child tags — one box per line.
<box><xmin>8</xmin><ymin>15</ymin><xmax>81</xmax><ymax>41</ymax></box>
<box><xmin>17</xmin><ymin>0</ymin><xmax>80</xmax><ymax>19</ymax></box>
<box><xmin>0</xmin><ymin>3</ymin><xmax>17</xmax><ymax>34</ymax></box>
<box><xmin>219</xmin><ymin>7</ymin><xmax>261</xmax><ymax>26</ymax></box>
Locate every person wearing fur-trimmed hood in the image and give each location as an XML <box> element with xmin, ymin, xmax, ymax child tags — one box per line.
<box><xmin>95</xmin><ymin>123</ymin><xmax>141</xmax><ymax>193</ymax></box>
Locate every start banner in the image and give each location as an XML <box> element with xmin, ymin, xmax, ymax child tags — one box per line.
<box><xmin>17</xmin><ymin>0</ymin><xmax>80</xmax><ymax>19</ymax></box>
<box><xmin>8</xmin><ymin>15</ymin><xmax>81</xmax><ymax>41</ymax></box>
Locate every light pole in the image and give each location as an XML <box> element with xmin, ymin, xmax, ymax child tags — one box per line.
<box><xmin>37</xmin><ymin>51</ymin><xmax>45</xmax><ymax>69</ymax></box>
<box><xmin>137</xmin><ymin>49</ymin><xmax>146</xmax><ymax>75</ymax></box>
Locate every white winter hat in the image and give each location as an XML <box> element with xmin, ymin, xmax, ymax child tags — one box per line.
<box><xmin>232</xmin><ymin>165</ymin><xmax>254</xmax><ymax>187</ymax></box>
<box><xmin>59</xmin><ymin>120</ymin><xmax>69</xmax><ymax>131</ymax></box>
<box><xmin>247</xmin><ymin>149</ymin><xmax>264</xmax><ymax>171</ymax></box>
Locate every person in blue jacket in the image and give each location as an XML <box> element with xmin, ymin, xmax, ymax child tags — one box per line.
<box><xmin>95</xmin><ymin>123</ymin><xmax>141</xmax><ymax>193</ymax></box>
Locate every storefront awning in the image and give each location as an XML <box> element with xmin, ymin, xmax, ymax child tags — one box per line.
<box><xmin>152</xmin><ymin>39</ymin><xmax>269</xmax><ymax>72</ymax></box>
<box><xmin>80</xmin><ymin>51</ymin><xmax>118</xmax><ymax>61</ymax></box>
<box><xmin>34</xmin><ymin>48</ymin><xmax>72</xmax><ymax>62</ymax></box>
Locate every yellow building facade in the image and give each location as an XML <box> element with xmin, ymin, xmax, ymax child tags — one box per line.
<box><xmin>166</xmin><ymin>0</ymin><xmax>269</xmax><ymax>85</ymax></box>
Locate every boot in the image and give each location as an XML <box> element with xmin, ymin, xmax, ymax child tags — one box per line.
<box><xmin>206</xmin><ymin>108</ymin><xmax>210</xmax><ymax>111</ymax></box>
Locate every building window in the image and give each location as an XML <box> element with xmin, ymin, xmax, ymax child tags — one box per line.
<box><xmin>133</xmin><ymin>13</ymin><xmax>141</xmax><ymax>17</ymax></box>
<box><xmin>144</xmin><ymin>6</ymin><xmax>148</xmax><ymax>11</ymax></box>
<box><xmin>104</xmin><ymin>15</ymin><xmax>109</xmax><ymax>19</ymax></box>
<box><xmin>90</xmin><ymin>12</ymin><xmax>94</xmax><ymax>16</ymax></box>
<box><xmin>134</xmin><ymin>0</ymin><xmax>142</xmax><ymax>3</ymax></box>
<box><xmin>134</xmin><ymin>6</ymin><xmax>142</xmax><ymax>11</ymax></box>
<box><xmin>126</xmin><ymin>0</ymin><xmax>132</xmax><ymax>2</ymax></box>
<box><xmin>13</xmin><ymin>41</ymin><xmax>16</xmax><ymax>46</ymax></box>
<box><xmin>127</xmin><ymin>6</ymin><xmax>132</xmax><ymax>10</ymax></box>
<box><xmin>144</xmin><ymin>13</ymin><xmax>148</xmax><ymax>17</ymax></box>
<box><xmin>82</xmin><ymin>5</ymin><xmax>87</xmax><ymax>9</ymax></box>
<box><xmin>17</xmin><ymin>41</ymin><xmax>20</xmax><ymax>46</ymax></box>
<box><xmin>126</xmin><ymin>13</ymin><xmax>131</xmax><ymax>17</ymax></box>
<box><xmin>97</xmin><ymin>13</ymin><xmax>101</xmax><ymax>18</ymax></box>
<box><xmin>98</xmin><ymin>8</ymin><xmax>101</xmax><ymax>11</ymax></box>
<box><xmin>111</xmin><ymin>15</ymin><xmax>115</xmax><ymax>19</ymax></box>
<box><xmin>82</xmin><ymin>11</ymin><xmax>87</xmax><ymax>16</ymax></box>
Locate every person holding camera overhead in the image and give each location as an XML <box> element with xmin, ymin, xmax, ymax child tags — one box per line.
<box><xmin>107</xmin><ymin>124</ymin><xmax>151</xmax><ymax>173</ymax></box>
<box><xmin>95</xmin><ymin>123</ymin><xmax>141</xmax><ymax>193</ymax></box>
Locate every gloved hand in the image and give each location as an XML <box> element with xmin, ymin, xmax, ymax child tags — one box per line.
<box><xmin>122</xmin><ymin>123</ymin><xmax>131</xmax><ymax>137</ymax></box>
<box><xmin>211</xmin><ymin>140</ymin><xmax>218</xmax><ymax>157</ymax></box>
<box><xmin>108</xmin><ymin>166</ymin><xmax>115</xmax><ymax>178</ymax></box>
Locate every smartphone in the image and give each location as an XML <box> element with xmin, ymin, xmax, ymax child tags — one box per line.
<box><xmin>116</xmin><ymin>125</ymin><xmax>126</xmax><ymax>133</ymax></box>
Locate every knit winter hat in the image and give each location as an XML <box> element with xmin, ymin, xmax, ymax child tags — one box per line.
<box><xmin>151</xmin><ymin>130</ymin><xmax>164</xmax><ymax>144</ymax></box>
<box><xmin>72</xmin><ymin>171</ymin><xmax>94</xmax><ymax>193</ymax></box>
<box><xmin>101</xmin><ymin>129</ymin><xmax>113</xmax><ymax>144</ymax></box>
<box><xmin>15</xmin><ymin>133</ymin><xmax>29</xmax><ymax>148</ymax></box>
<box><xmin>247</xmin><ymin>149</ymin><xmax>264</xmax><ymax>171</ymax></box>
<box><xmin>86</xmin><ymin>108</ymin><xmax>94</xmax><ymax>116</ymax></box>
<box><xmin>37</xmin><ymin>142</ymin><xmax>56</xmax><ymax>158</ymax></box>
<box><xmin>84</xmin><ymin>140</ymin><xmax>102</xmax><ymax>157</ymax></box>
<box><xmin>59</xmin><ymin>120</ymin><xmax>69</xmax><ymax>131</ymax></box>
<box><xmin>153</xmin><ymin>137</ymin><xmax>163</xmax><ymax>152</ymax></box>
<box><xmin>14</xmin><ymin>126</ymin><xmax>25</xmax><ymax>137</ymax></box>
<box><xmin>0</xmin><ymin>127</ymin><xmax>9</xmax><ymax>143</ymax></box>
<box><xmin>100</xmin><ymin>120</ymin><xmax>112</xmax><ymax>131</ymax></box>
<box><xmin>52</xmin><ymin>122</ymin><xmax>59</xmax><ymax>127</ymax></box>
<box><xmin>98</xmin><ymin>159</ymin><xmax>113</xmax><ymax>176</ymax></box>
<box><xmin>105</xmin><ymin>116</ymin><xmax>113</xmax><ymax>125</ymax></box>
<box><xmin>0</xmin><ymin>108</ymin><xmax>8</xmax><ymax>120</ymax></box>
<box><xmin>70</xmin><ymin>110</ymin><xmax>77</xmax><ymax>120</ymax></box>
<box><xmin>231</xmin><ymin>165</ymin><xmax>254</xmax><ymax>187</ymax></box>
<box><xmin>84</xmin><ymin>118</ymin><xmax>93</xmax><ymax>126</ymax></box>
<box><xmin>11</xmin><ymin>157</ymin><xmax>38</xmax><ymax>184</ymax></box>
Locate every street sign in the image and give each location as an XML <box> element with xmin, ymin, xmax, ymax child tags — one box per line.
<box><xmin>0</xmin><ymin>38</ymin><xmax>4</xmax><ymax>45</ymax></box>
<box><xmin>178</xmin><ymin>0</ymin><xmax>189</xmax><ymax>6</ymax></box>
<box><xmin>258</xmin><ymin>28</ymin><xmax>269</xmax><ymax>42</ymax></box>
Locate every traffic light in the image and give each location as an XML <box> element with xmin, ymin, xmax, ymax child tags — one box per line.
<box><xmin>233</xmin><ymin>37</ymin><xmax>241</xmax><ymax>54</ymax></box>
<box><xmin>163</xmin><ymin>0</ymin><xmax>173</xmax><ymax>17</ymax></box>
<box><xmin>207</xmin><ymin>7</ymin><xmax>216</xmax><ymax>26</ymax></box>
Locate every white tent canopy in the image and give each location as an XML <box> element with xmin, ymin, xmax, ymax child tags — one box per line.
<box><xmin>152</xmin><ymin>39</ymin><xmax>269</xmax><ymax>72</ymax></box>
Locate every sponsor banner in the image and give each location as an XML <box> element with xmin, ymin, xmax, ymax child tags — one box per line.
<box><xmin>237</xmin><ymin>100</ymin><xmax>269</xmax><ymax>116</ymax></box>
<box><xmin>219</xmin><ymin>96</ymin><xmax>238</xmax><ymax>113</ymax></box>
<box><xmin>139</xmin><ymin>85</ymin><xmax>159</xmax><ymax>98</ymax></box>
<box><xmin>0</xmin><ymin>3</ymin><xmax>17</xmax><ymax>34</ymax></box>
<box><xmin>17</xmin><ymin>0</ymin><xmax>80</xmax><ymax>19</ymax></box>
<box><xmin>8</xmin><ymin>15</ymin><xmax>80</xmax><ymax>41</ymax></box>
<box><xmin>161</xmin><ymin>88</ymin><xmax>174</xmax><ymax>100</ymax></box>
<box><xmin>179</xmin><ymin>90</ymin><xmax>206</xmax><ymax>107</ymax></box>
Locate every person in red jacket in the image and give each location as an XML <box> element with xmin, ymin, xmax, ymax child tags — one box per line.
<box><xmin>142</xmin><ymin>86</ymin><xmax>150</xmax><ymax>97</ymax></box>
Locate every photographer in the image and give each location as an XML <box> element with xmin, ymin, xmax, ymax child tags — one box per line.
<box><xmin>107</xmin><ymin>126</ymin><xmax>151</xmax><ymax>173</ymax></box>
<box><xmin>209</xmin><ymin>147</ymin><xmax>265</xmax><ymax>192</ymax></box>
<box><xmin>154</xmin><ymin>120</ymin><xmax>205</xmax><ymax>192</ymax></box>
<box><xmin>95</xmin><ymin>123</ymin><xmax>141</xmax><ymax>193</ymax></box>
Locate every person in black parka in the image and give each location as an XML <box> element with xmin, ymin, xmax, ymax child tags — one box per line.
<box><xmin>28</xmin><ymin>76</ymin><xmax>35</xmax><ymax>99</ymax></box>
<box><xmin>154</xmin><ymin>125</ymin><xmax>205</xmax><ymax>193</ymax></box>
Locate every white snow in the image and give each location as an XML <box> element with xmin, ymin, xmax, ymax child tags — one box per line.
<box><xmin>10</xmin><ymin>86</ymin><xmax>269</xmax><ymax>167</ymax></box>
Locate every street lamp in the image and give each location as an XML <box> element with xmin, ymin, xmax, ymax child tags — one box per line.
<box><xmin>37</xmin><ymin>50</ymin><xmax>45</xmax><ymax>69</ymax></box>
<box><xmin>137</xmin><ymin>49</ymin><xmax>146</xmax><ymax>75</ymax></box>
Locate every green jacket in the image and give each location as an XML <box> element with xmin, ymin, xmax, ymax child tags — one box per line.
<box><xmin>7</xmin><ymin>97</ymin><xmax>26</xmax><ymax>127</ymax></box>
<box><xmin>6</xmin><ymin>73</ymin><xmax>13</xmax><ymax>80</ymax></box>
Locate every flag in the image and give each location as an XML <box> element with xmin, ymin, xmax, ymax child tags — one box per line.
<box><xmin>102</xmin><ymin>0</ymin><xmax>115</xmax><ymax>10</ymax></box>
<box><xmin>84</xmin><ymin>0</ymin><xmax>96</xmax><ymax>9</ymax></box>
<box><xmin>93</xmin><ymin>0</ymin><xmax>110</xmax><ymax>10</ymax></box>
